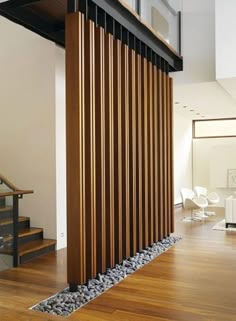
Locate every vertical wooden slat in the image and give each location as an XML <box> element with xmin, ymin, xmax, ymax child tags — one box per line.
<box><xmin>136</xmin><ymin>53</ymin><xmax>143</xmax><ymax>251</ymax></box>
<box><xmin>66</xmin><ymin>12</ymin><xmax>86</xmax><ymax>285</ymax></box>
<box><xmin>157</xmin><ymin>67</ymin><xmax>164</xmax><ymax>241</ymax></box>
<box><xmin>141</xmin><ymin>56</ymin><xmax>149</xmax><ymax>248</ymax></box>
<box><xmin>148</xmin><ymin>61</ymin><xmax>154</xmax><ymax>245</ymax></box>
<box><xmin>95</xmin><ymin>26</ymin><xmax>106</xmax><ymax>273</ymax></box>
<box><xmin>170</xmin><ymin>78</ymin><xmax>175</xmax><ymax>233</ymax></box>
<box><xmin>166</xmin><ymin>73</ymin><xmax>171</xmax><ymax>235</ymax></box>
<box><xmin>84</xmin><ymin>18</ymin><xmax>97</xmax><ymax>279</ymax></box>
<box><xmin>162</xmin><ymin>68</ymin><xmax>168</xmax><ymax>238</ymax></box>
<box><xmin>66</xmin><ymin>11</ymin><xmax>175</xmax><ymax>285</ymax></box>
<box><xmin>113</xmin><ymin>38</ymin><xmax>123</xmax><ymax>263</ymax></box>
<box><xmin>121</xmin><ymin>44</ymin><xmax>130</xmax><ymax>259</ymax></box>
<box><xmin>153</xmin><ymin>64</ymin><xmax>159</xmax><ymax>242</ymax></box>
<box><xmin>104</xmin><ymin>32</ymin><xmax>115</xmax><ymax>268</ymax></box>
<box><xmin>129</xmin><ymin>48</ymin><xmax>137</xmax><ymax>256</ymax></box>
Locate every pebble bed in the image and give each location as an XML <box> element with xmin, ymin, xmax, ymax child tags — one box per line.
<box><xmin>31</xmin><ymin>236</ymin><xmax>180</xmax><ymax>317</ymax></box>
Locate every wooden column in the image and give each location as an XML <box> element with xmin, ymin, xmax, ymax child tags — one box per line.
<box><xmin>136</xmin><ymin>53</ymin><xmax>143</xmax><ymax>251</ymax></box>
<box><xmin>95</xmin><ymin>25</ymin><xmax>106</xmax><ymax>273</ymax></box>
<box><xmin>129</xmin><ymin>47</ymin><xmax>137</xmax><ymax>256</ymax></box>
<box><xmin>113</xmin><ymin>38</ymin><xmax>123</xmax><ymax>263</ymax></box>
<box><xmin>66</xmin><ymin>12</ymin><xmax>86</xmax><ymax>286</ymax></box>
<box><xmin>141</xmin><ymin>56</ymin><xmax>149</xmax><ymax>248</ymax></box>
<box><xmin>104</xmin><ymin>32</ymin><xmax>115</xmax><ymax>268</ymax></box>
<box><xmin>121</xmin><ymin>44</ymin><xmax>130</xmax><ymax>259</ymax></box>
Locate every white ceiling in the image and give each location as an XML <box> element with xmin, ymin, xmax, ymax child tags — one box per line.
<box><xmin>173</xmin><ymin>80</ymin><xmax>236</xmax><ymax>120</ymax></box>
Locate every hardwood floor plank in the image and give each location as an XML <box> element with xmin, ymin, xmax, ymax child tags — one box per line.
<box><xmin>1</xmin><ymin>208</ymin><xmax>236</xmax><ymax>321</ymax></box>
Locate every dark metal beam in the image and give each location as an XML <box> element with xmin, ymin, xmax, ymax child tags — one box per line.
<box><xmin>0</xmin><ymin>6</ymin><xmax>65</xmax><ymax>46</ymax></box>
<box><xmin>91</xmin><ymin>0</ymin><xmax>182</xmax><ymax>71</ymax></box>
<box><xmin>0</xmin><ymin>0</ymin><xmax>41</xmax><ymax>9</ymax></box>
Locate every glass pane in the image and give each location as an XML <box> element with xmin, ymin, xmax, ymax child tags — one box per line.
<box><xmin>195</xmin><ymin>119</ymin><xmax>236</xmax><ymax>138</ymax></box>
<box><xmin>140</xmin><ymin>0</ymin><xmax>182</xmax><ymax>53</ymax></box>
<box><xmin>0</xmin><ymin>183</ymin><xmax>13</xmax><ymax>271</ymax></box>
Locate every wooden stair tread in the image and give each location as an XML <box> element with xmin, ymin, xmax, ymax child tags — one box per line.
<box><xmin>0</xmin><ymin>216</ymin><xmax>29</xmax><ymax>226</ymax></box>
<box><xmin>3</xmin><ymin>228</ymin><xmax>43</xmax><ymax>242</ymax></box>
<box><xmin>0</xmin><ymin>206</ymin><xmax>12</xmax><ymax>212</ymax></box>
<box><xmin>19</xmin><ymin>227</ymin><xmax>43</xmax><ymax>238</ymax></box>
<box><xmin>19</xmin><ymin>239</ymin><xmax>56</xmax><ymax>256</ymax></box>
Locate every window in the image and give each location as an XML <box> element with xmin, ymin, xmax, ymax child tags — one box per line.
<box><xmin>193</xmin><ymin>119</ymin><xmax>236</xmax><ymax>138</ymax></box>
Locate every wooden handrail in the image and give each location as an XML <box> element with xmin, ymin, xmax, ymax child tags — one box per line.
<box><xmin>0</xmin><ymin>190</ymin><xmax>34</xmax><ymax>197</ymax></box>
<box><xmin>0</xmin><ymin>173</ymin><xmax>33</xmax><ymax>196</ymax></box>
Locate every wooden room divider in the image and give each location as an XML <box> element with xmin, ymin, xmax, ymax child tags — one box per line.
<box><xmin>66</xmin><ymin>5</ymin><xmax>177</xmax><ymax>290</ymax></box>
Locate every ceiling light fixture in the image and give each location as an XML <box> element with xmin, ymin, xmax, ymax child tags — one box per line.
<box><xmin>175</xmin><ymin>102</ymin><xmax>180</xmax><ymax>104</ymax></box>
<box><xmin>190</xmin><ymin>109</ymin><xmax>194</xmax><ymax>112</ymax></box>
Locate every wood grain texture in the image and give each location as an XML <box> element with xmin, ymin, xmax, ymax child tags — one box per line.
<box><xmin>113</xmin><ymin>38</ymin><xmax>123</xmax><ymax>263</ymax></box>
<box><xmin>1</xmin><ymin>208</ymin><xmax>236</xmax><ymax>321</ymax></box>
<box><xmin>153</xmin><ymin>65</ymin><xmax>159</xmax><ymax>242</ymax></box>
<box><xmin>148</xmin><ymin>61</ymin><xmax>154</xmax><ymax>245</ymax></box>
<box><xmin>95</xmin><ymin>26</ymin><xmax>106</xmax><ymax>273</ymax></box>
<box><xmin>104</xmin><ymin>32</ymin><xmax>115</xmax><ymax>268</ymax></box>
<box><xmin>121</xmin><ymin>44</ymin><xmax>130</xmax><ymax>259</ymax></box>
<box><xmin>166</xmin><ymin>74</ymin><xmax>171</xmax><ymax>235</ymax></box>
<box><xmin>162</xmin><ymin>69</ymin><xmax>168</xmax><ymax>238</ymax></box>
<box><xmin>66</xmin><ymin>12</ymin><xmax>86</xmax><ymax>285</ymax></box>
<box><xmin>141</xmin><ymin>56</ymin><xmax>149</xmax><ymax>248</ymax></box>
<box><xmin>157</xmin><ymin>68</ymin><xmax>163</xmax><ymax>241</ymax></box>
<box><xmin>169</xmin><ymin>78</ymin><xmax>174</xmax><ymax>233</ymax></box>
<box><xmin>129</xmin><ymin>48</ymin><xmax>137</xmax><ymax>256</ymax></box>
<box><xmin>66</xmin><ymin>12</ymin><xmax>175</xmax><ymax>284</ymax></box>
<box><xmin>84</xmin><ymin>18</ymin><xmax>97</xmax><ymax>279</ymax></box>
<box><xmin>136</xmin><ymin>53</ymin><xmax>143</xmax><ymax>251</ymax></box>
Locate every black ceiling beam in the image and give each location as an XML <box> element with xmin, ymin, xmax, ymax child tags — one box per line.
<box><xmin>0</xmin><ymin>0</ymin><xmax>41</xmax><ymax>9</ymax></box>
<box><xmin>0</xmin><ymin>6</ymin><xmax>64</xmax><ymax>46</ymax></box>
<box><xmin>91</xmin><ymin>0</ymin><xmax>182</xmax><ymax>71</ymax></box>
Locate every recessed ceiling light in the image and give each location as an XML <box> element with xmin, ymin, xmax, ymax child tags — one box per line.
<box><xmin>190</xmin><ymin>109</ymin><xmax>195</xmax><ymax>112</ymax></box>
<box><xmin>183</xmin><ymin>106</ymin><xmax>187</xmax><ymax>108</ymax></box>
<box><xmin>201</xmin><ymin>115</ymin><xmax>205</xmax><ymax>118</ymax></box>
<box><xmin>196</xmin><ymin>113</ymin><xmax>200</xmax><ymax>115</ymax></box>
<box><xmin>175</xmin><ymin>102</ymin><xmax>180</xmax><ymax>104</ymax></box>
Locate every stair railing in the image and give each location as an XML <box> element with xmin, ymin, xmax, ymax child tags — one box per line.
<box><xmin>0</xmin><ymin>174</ymin><xmax>33</xmax><ymax>267</ymax></box>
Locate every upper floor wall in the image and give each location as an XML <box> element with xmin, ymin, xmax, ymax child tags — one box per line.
<box><xmin>215</xmin><ymin>0</ymin><xmax>236</xmax><ymax>80</ymax></box>
<box><xmin>172</xmin><ymin>0</ymin><xmax>216</xmax><ymax>85</ymax></box>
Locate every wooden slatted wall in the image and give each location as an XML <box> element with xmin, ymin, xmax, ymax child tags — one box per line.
<box><xmin>66</xmin><ymin>12</ymin><xmax>174</xmax><ymax>286</ymax></box>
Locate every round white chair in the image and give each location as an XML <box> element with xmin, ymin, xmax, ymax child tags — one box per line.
<box><xmin>194</xmin><ymin>186</ymin><xmax>220</xmax><ymax>216</ymax></box>
<box><xmin>180</xmin><ymin>188</ymin><xmax>208</xmax><ymax>221</ymax></box>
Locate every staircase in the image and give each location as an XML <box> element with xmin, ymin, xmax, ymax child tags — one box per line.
<box><xmin>0</xmin><ymin>179</ymin><xmax>56</xmax><ymax>266</ymax></box>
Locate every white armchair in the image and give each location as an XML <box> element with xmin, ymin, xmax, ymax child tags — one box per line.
<box><xmin>194</xmin><ymin>186</ymin><xmax>220</xmax><ymax>215</ymax></box>
<box><xmin>180</xmin><ymin>188</ymin><xmax>208</xmax><ymax>221</ymax></box>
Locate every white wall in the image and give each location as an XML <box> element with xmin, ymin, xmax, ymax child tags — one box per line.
<box><xmin>55</xmin><ymin>46</ymin><xmax>66</xmax><ymax>249</ymax></box>
<box><xmin>172</xmin><ymin>0</ymin><xmax>215</xmax><ymax>85</ymax></box>
<box><xmin>193</xmin><ymin>138</ymin><xmax>236</xmax><ymax>206</ymax></box>
<box><xmin>0</xmin><ymin>17</ymin><xmax>66</xmax><ymax>249</ymax></box>
<box><xmin>174</xmin><ymin>111</ymin><xmax>193</xmax><ymax>204</ymax></box>
<box><xmin>215</xmin><ymin>0</ymin><xmax>236</xmax><ymax>80</ymax></box>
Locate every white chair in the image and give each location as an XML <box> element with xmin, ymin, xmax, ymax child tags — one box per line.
<box><xmin>180</xmin><ymin>188</ymin><xmax>208</xmax><ymax>221</ymax></box>
<box><xmin>194</xmin><ymin>186</ymin><xmax>220</xmax><ymax>216</ymax></box>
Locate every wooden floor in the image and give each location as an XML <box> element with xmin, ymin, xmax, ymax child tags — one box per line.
<box><xmin>1</xmin><ymin>207</ymin><xmax>236</xmax><ymax>321</ymax></box>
